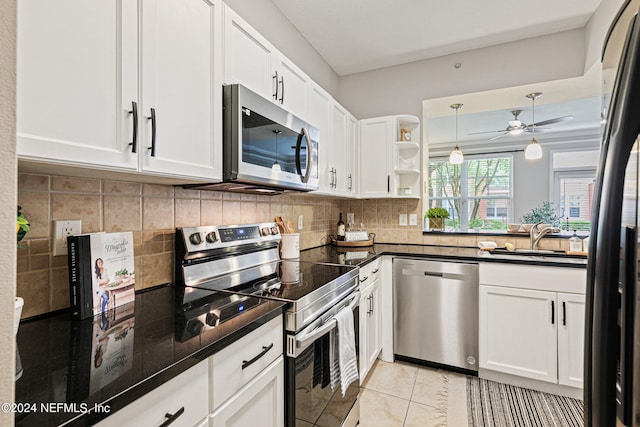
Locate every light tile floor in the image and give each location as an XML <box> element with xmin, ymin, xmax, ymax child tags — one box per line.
<box><xmin>359</xmin><ymin>360</ymin><xmax>468</xmax><ymax>427</ymax></box>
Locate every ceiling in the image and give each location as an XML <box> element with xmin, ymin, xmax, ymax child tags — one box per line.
<box><xmin>271</xmin><ymin>0</ymin><xmax>602</xmax><ymax>76</ymax></box>
<box><xmin>271</xmin><ymin>0</ymin><xmax>605</xmax><ymax>143</ymax></box>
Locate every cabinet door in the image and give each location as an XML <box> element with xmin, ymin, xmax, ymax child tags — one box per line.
<box><xmin>210</xmin><ymin>357</ymin><xmax>284</xmax><ymax>427</ymax></box>
<box><xmin>358</xmin><ymin>287</ymin><xmax>370</xmax><ymax>384</ymax></box>
<box><xmin>346</xmin><ymin>113</ymin><xmax>359</xmax><ymax>195</ymax></box>
<box><xmin>140</xmin><ymin>0</ymin><xmax>222</xmax><ymax>180</ymax></box>
<box><xmin>367</xmin><ymin>279</ymin><xmax>382</xmax><ymax>370</ymax></box>
<box><xmin>330</xmin><ymin>102</ymin><xmax>348</xmax><ymax>194</ymax></box>
<box><xmin>274</xmin><ymin>53</ymin><xmax>309</xmax><ymax>119</ymax></box>
<box><xmin>307</xmin><ymin>83</ymin><xmax>333</xmax><ymax>193</ymax></box>
<box><xmin>360</xmin><ymin>117</ymin><xmax>393</xmax><ymax>198</ymax></box>
<box><xmin>17</xmin><ymin>0</ymin><xmax>138</xmax><ymax>170</ymax></box>
<box><xmin>558</xmin><ymin>292</ymin><xmax>586</xmax><ymax>388</ymax></box>
<box><xmin>95</xmin><ymin>360</ymin><xmax>208</xmax><ymax>427</ymax></box>
<box><xmin>479</xmin><ymin>285</ymin><xmax>558</xmax><ymax>383</ymax></box>
<box><xmin>223</xmin><ymin>5</ymin><xmax>275</xmax><ymax>101</ymax></box>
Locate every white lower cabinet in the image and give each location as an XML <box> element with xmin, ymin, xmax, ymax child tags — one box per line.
<box><xmin>359</xmin><ymin>260</ymin><xmax>382</xmax><ymax>382</ymax></box>
<box><xmin>210</xmin><ymin>356</ymin><xmax>284</xmax><ymax>427</ymax></box>
<box><xmin>95</xmin><ymin>360</ymin><xmax>209</xmax><ymax>427</ymax></box>
<box><xmin>557</xmin><ymin>292</ymin><xmax>586</xmax><ymax>388</ymax></box>
<box><xmin>478</xmin><ymin>263</ymin><xmax>586</xmax><ymax>389</ymax></box>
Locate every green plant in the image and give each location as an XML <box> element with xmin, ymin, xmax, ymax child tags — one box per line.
<box><xmin>425</xmin><ymin>207</ymin><xmax>450</xmax><ymax>219</ymax></box>
<box><xmin>115</xmin><ymin>268</ymin><xmax>129</xmax><ymax>276</ymax></box>
<box><xmin>16</xmin><ymin>205</ymin><xmax>30</xmax><ymax>246</ymax></box>
<box><xmin>520</xmin><ymin>201</ymin><xmax>562</xmax><ymax>227</ymax></box>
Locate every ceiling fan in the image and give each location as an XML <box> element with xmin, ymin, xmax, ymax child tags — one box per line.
<box><xmin>469</xmin><ymin>92</ymin><xmax>574</xmax><ymax>141</ymax></box>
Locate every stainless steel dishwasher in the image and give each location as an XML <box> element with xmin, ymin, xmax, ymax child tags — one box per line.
<box><xmin>393</xmin><ymin>258</ymin><xmax>478</xmax><ymax>373</ymax></box>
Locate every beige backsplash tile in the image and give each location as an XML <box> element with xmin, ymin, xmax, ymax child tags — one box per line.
<box><xmin>103</xmin><ymin>180</ymin><xmax>142</xmax><ymax>195</ymax></box>
<box><xmin>103</xmin><ymin>195</ymin><xmax>142</xmax><ymax>232</ymax></box>
<box><xmin>141</xmin><ymin>252</ymin><xmax>173</xmax><ymax>290</ymax></box>
<box><xmin>19</xmin><ymin>173</ymin><xmax>49</xmax><ymax>192</ymax></box>
<box><xmin>175</xmin><ymin>198</ymin><xmax>201</xmax><ymax>228</ymax></box>
<box><xmin>51</xmin><ymin>175</ymin><xmax>101</xmax><ymax>193</ymax></box>
<box><xmin>50</xmin><ymin>267</ymin><xmax>70</xmax><ymax>312</ymax></box>
<box><xmin>143</xmin><ymin>196</ymin><xmax>173</xmax><ymax>230</ymax></box>
<box><xmin>201</xmin><ymin>199</ymin><xmax>223</xmax><ymax>225</ymax></box>
<box><xmin>17</xmin><ymin>270</ymin><xmax>50</xmax><ymax>318</ymax></box>
<box><xmin>143</xmin><ymin>183</ymin><xmax>174</xmax><ymax>198</ymax></box>
<box><xmin>52</xmin><ymin>193</ymin><xmax>102</xmax><ymax>233</ymax></box>
<box><xmin>18</xmin><ymin>191</ymin><xmax>50</xmax><ymax>239</ymax></box>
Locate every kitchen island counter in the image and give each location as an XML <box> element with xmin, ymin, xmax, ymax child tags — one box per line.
<box><xmin>300</xmin><ymin>243</ymin><xmax>587</xmax><ymax>268</ymax></box>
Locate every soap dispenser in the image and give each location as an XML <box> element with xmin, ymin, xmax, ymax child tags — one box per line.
<box><xmin>569</xmin><ymin>230</ymin><xmax>582</xmax><ymax>252</ymax></box>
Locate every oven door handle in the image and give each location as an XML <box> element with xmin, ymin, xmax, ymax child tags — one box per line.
<box><xmin>295</xmin><ymin>291</ymin><xmax>360</xmax><ymax>350</ymax></box>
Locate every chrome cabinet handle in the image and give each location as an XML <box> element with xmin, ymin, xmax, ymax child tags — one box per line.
<box><xmin>159</xmin><ymin>407</ymin><xmax>184</xmax><ymax>427</ymax></box>
<box><xmin>128</xmin><ymin>101</ymin><xmax>138</xmax><ymax>153</ymax></box>
<box><xmin>348</xmin><ymin>174</ymin><xmax>352</xmax><ymax>191</ymax></box>
<box><xmin>279</xmin><ymin>76</ymin><xmax>284</xmax><ymax>104</ymax></box>
<box><xmin>242</xmin><ymin>343</ymin><xmax>274</xmax><ymax>370</ymax></box>
<box><xmin>273</xmin><ymin>71</ymin><xmax>279</xmax><ymax>100</ymax></box>
<box><xmin>551</xmin><ymin>300</ymin><xmax>555</xmax><ymax>325</ymax></box>
<box><xmin>147</xmin><ymin>108</ymin><xmax>156</xmax><ymax>157</ymax></box>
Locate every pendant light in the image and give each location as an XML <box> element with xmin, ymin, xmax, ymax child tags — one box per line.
<box><xmin>272</xmin><ymin>129</ymin><xmax>282</xmax><ymax>171</ymax></box>
<box><xmin>449</xmin><ymin>103</ymin><xmax>464</xmax><ymax>165</ymax></box>
<box><xmin>524</xmin><ymin>92</ymin><xmax>543</xmax><ymax>160</ymax></box>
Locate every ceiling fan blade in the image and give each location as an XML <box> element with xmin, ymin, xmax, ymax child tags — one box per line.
<box><xmin>489</xmin><ymin>132</ymin><xmax>507</xmax><ymax>141</ymax></box>
<box><xmin>530</xmin><ymin>115</ymin><xmax>574</xmax><ymax>127</ymax></box>
<box><xmin>524</xmin><ymin>127</ymin><xmax>551</xmax><ymax>133</ymax></box>
<box><xmin>468</xmin><ymin>129</ymin><xmax>506</xmax><ymax>135</ymax></box>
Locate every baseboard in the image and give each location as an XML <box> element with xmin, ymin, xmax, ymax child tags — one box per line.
<box><xmin>479</xmin><ymin>368</ymin><xmax>583</xmax><ymax>400</ymax></box>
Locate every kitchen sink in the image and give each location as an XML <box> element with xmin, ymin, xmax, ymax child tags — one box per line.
<box><xmin>478</xmin><ymin>248</ymin><xmax>588</xmax><ymax>264</ymax></box>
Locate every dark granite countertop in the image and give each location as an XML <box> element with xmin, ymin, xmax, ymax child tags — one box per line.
<box><xmin>299</xmin><ymin>243</ymin><xmax>588</xmax><ymax>268</ymax></box>
<box><xmin>14</xmin><ymin>284</ymin><xmax>285</xmax><ymax>427</ymax></box>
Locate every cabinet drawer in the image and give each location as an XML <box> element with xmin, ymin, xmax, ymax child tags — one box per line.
<box><xmin>95</xmin><ymin>360</ymin><xmax>208</xmax><ymax>427</ymax></box>
<box><xmin>210</xmin><ymin>315</ymin><xmax>283</xmax><ymax>409</ymax></box>
<box><xmin>479</xmin><ymin>263</ymin><xmax>586</xmax><ymax>294</ymax></box>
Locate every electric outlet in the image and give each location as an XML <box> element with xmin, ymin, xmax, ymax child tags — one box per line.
<box><xmin>409</xmin><ymin>214</ymin><xmax>418</xmax><ymax>226</ymax></box>
<box><xmin>399</xmin><ymin>214</ymin><xmax>408</xmax><ymax>226</ymax></box>
<box><xmin>298</xmin><ymin>215</ymin><xmax>304</xmax><ymax>230</ymax></box>
<box><xmin>346</xmin><ymin>213</ymin><xmax>355</xmax><ymax>225</ymax></box>
<box><xmin>53</xmin><ymin>220</ymin><xmax>82</xmax><ymax>256</ymax></box>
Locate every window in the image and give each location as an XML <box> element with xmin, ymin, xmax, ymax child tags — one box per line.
<box><xmin>552</xmin><ymin>150</ymin><xmax>598</xmax><ymax>231</ymax></box>
<box><xmin>428</xmin><ymin>155</ymin><xmax>513</xmax><ymax>231</ymax></box>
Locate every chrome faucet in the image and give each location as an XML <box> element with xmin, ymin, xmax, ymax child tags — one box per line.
<box><xmin>530</xmin><ymin>222</ymin><xmax>560</xmax><ymax>250</ymax></box>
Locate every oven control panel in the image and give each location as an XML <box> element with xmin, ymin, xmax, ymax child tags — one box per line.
<box><xmin>179</xmin><ymin>222</ymin><xmax>281</xmax><ymax>253</ymax></box>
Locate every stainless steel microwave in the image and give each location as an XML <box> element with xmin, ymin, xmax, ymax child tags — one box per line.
<box><xmin>186</xmin><ymin>84</ymin><xmax>319</xmax><ymax>195</ymax></box>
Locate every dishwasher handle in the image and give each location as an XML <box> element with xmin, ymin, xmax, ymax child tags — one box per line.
<box><xmin>423</xmin><ymin>271</ymin><xmax>444</xmax><ymax>278</ymax></box>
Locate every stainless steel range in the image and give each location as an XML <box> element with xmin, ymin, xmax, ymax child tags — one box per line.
<box><xmin>175</xmin><ymin>223</ymin><xmax>361</xmax><ymax>427</ymax></box>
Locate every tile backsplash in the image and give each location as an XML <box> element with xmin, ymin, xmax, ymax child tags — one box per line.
<box><xmin>16</xmin><ymin>173</ymin><xmax>352</xmax><ymax>318</ymax></box>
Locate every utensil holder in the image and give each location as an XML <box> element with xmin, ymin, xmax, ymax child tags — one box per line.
<box><xmin>280</xmin><ymin>233</ymin><xmax>300</xmax><ymax>259</ymax></box>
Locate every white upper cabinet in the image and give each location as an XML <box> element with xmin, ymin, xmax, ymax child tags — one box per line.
<box><xmin>330</xmin><ymin>102</ymin><xmax>348</xmax><ymax>194</ymax></box>
<box><xmin>17</xmin><ymin>0</ymin><xmax>138</xmax><ymax>171</ymax></box>
<box><xmin>307</xmin><ymin>83</ymin><xmax>333</xmax><ymax>193</ymax></box>
<box><xmin>223</xmin><ymin>4</ymin><xmax>309</xmax><ymax>120</ymax></box>
<box><xmin>140</xmin><ymin>0</ymin><xmax>222</xmax><ymax>179</ymax></box>
<box><xmin>347</xmin><ymin>112</ymin><xmax>359</xmax><ymax>195</ymax></box>
<box><xmin>17</xmin><ymin>0</ymin><xmax>222</xmax><ymax>181</ymax></box>
<box><xmin>360</xmin><ymin>117</ymin><xmax>394</xmax><ymax>198</ymax></box>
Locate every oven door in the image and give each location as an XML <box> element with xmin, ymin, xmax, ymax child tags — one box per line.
<box><xmin>224</xmin><ymin>84</ymin><xmax>319</xmax><ymax>191</ymax></box>
<box><xmin>285</xmin><ymin>291</ymin><xmax>360</xmax><ymax>427</ymax></box>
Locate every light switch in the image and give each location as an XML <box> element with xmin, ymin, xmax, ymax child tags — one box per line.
<box><xmin>399</xmin><ymin>214</ymin><xmax>408</xmax><ymax>226</ymax></box>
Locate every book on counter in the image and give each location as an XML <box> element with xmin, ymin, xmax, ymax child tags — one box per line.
<box><xmin>67</xmin><ymin>231</ymin><xmax>136</xmax><ymax>320</ymax></box>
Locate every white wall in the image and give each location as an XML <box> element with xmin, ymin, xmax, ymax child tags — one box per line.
<box><xmin>223</xmin><ymin>0</ymin><xmax>340</xmax><ymax>95</ymax></box>
<box><xmin>0</xmin><ymin>0</ymin><xmax>16</xmax><ymax>423</ymax></box>
<box><xmin>337</xmin><ymin>29</ymin><xmax>585</xmax><ymax>119</ymax></box>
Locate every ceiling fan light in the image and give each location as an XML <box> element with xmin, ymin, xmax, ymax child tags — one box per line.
<box><xmin>525</xmin><ymin>138</ymin><xmax>542</xmax><ymax>160</ymax></box>
<box><xmin>509</xmin><ymin>128</ymin><xmax>524</xmax><ymax>135</ymax></box>
<box><xmin>449</xmin><ymin>145</ymin><xmax>464</xmax><ymax>164</ymax></box>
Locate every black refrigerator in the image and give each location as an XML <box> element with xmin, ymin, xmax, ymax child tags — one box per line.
<box><xmin>586</xmin><ymin>0</ymin><xmax>640</xmax><ymax>426</ymax></box>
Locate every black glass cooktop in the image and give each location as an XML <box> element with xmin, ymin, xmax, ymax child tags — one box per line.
<box><xmin>190</xmin><ymin>260</ymin><xmax>358</xmax><ymax>302</ymax></box>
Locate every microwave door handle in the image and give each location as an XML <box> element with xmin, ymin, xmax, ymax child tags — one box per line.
<box><xmin>295</xmin><ymin>291</ymin><xmax>360</xmax><ymax>349</ymax></box>
<box><xmin>297</xmin><ymin>127</ymin><xmax>313</xmax><ymax>183</ymax></box>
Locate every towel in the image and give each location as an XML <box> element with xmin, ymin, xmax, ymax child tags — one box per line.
<box><xmin>329</xmin><ymin>307</ymin><xmax>359</xmax><ymax>397</ymax></box>
<box><xmin>477</xmin><ymin>241</ymin><xmax>497</xmax><ymax>250</ymax></box>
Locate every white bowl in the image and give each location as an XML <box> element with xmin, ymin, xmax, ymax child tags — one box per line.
<box><xmin>522</xmin><ymin>223</ymin><xmax>534</xmax><ymax>232</ymax></box>
<box><xmin>507</xmin><ymin>224</ymin><xmax>521</xmax><ymax>232</ymax></box>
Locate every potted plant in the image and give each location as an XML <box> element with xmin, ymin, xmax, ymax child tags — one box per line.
<box><xmin>16</xmin><ymin>205</ymin><xmax>30</xmax><ymax>247</ymax></box>
<box><xmin>520</xmin><ymin>201</ymin><xmax>562</xmax><ymax>228</ymax></box>
<box><xmin>15</xmin><ymin>205</ymin><xmax>29</xmax><ymax>334</ymax></box>
<box><xmin>425</xmin><ymin>207</ymin><xmax>449</xmax><ymax>231</ymax></box>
